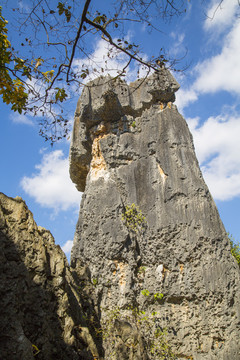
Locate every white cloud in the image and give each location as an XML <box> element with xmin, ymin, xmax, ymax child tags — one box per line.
<box><xmin>189</xmin><ymin>112</ymin><xmax>240</xmax><ymax>201</ymax></box>
<box><xmin>39</xmin><ymin>147</ymin><xmax>48</xmax><ymax>154</ymax></box>
<box><xmin>186</xmin><ymin>116</ymin><xmax>200</xmax><ymax>133</ymax></box>
<box><xmin>61</xmin><ymin>240</ymin><xmax>73</xmax><ymax>254</ymax></box>
<box><xmin>176</xmin><ymin>10</ymin><xmax>240</xmax><ymax>202</ymax></box>
<box><xmin>194</xmin><ymin>22</ymin><xmax>240</xmax><ymax>95</ymax></box>
<box><xmin>169</xmin><ymin>32</ymin><xmax>186</xmax><ymax>58</ymax></box>
<box><xmin>175</xmin><ymin>88</ymin><xmax>198</xmax><ymax>113</ymax></box>
<box><xmin>20</xmin><ymin>150</ymin><xmax>81</xmax><ymax>212</ymax></box>
<box><xmin>9</xmin><ymin>112</ymin><xmax>34</xmax><ymax>126</ymax></box>
<box><xmin>204</xmin><ymin>0</ymin><xmax>239</xmax><ymax>32</ymax></box>
<box><xmin>177</xmin><ymin>17</ymin><xmax>240</xmax><ymax>113</ymax></box>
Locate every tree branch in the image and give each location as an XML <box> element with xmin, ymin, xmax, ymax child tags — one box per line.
<box><xmin>66</xmin><ymin>0</ymin><xmax>92</xmax><ymax>80</ymax></box>
<box><xmin>84</xmin><ymin>17</ymin><xmax>160</xmax><ymax>73</ymax></box>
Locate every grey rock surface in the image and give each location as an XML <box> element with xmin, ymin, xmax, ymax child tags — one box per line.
<box><xmin>0</xmin><ymin>193</ymin><xmax>99</xmax><ymax>360</ymax></box>
<box><xmin>69</xmin><ymin>70</ymin><xmax>179</xmax><ymax>192</ymax></box>
<box><xmin>70</xmin><ymin>71</ymin><xmax>240</xmax><ymax>359</ymax></box>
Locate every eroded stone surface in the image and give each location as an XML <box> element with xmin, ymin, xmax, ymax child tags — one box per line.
<box><xmin>69</xmin><ymin>70</ymin><xmax>179</xmax><ymax>191</ymax></box>
<box><xmin>0</xmin><ymin>193</ymin><xmax>99</xmax><ymax>360</ymax></box>
<box><xmin>70</xmin><ymin>72</ymin><xmax>240</xmax><ymax>359</ymax></box>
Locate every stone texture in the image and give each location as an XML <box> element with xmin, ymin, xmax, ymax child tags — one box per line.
<box><xmin>69</xmin><ymin>70</ymin><xmax>179</xmax><ymax>192</ymax></box>
<box><xmin>70</xmin><ymin>71</ymin><xmax>240</xmax><ymax>359</ymax></box>
<box><xmin>0</xmin><ymin>193</ymin><xmax>99</xmax><ymax>360</ymax></box>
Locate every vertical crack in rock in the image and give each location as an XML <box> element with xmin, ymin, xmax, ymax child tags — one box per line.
<box><xmin>70</xmin><ymin>70</ymin><xmax>240</xmax><ymax>360</ymax></box>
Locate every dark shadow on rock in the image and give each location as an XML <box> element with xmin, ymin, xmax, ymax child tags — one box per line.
<box><xmin>70</xmin><ymin>264</ymin><xmax>105</xmax><ymax>358</ymax></box>
<box><xmin>0</xmin><ymin>193</ymin><xmax>98</xmax><ymax>360</ymax></box>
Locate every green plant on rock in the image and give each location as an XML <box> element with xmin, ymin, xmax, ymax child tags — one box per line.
<box><xmin>122</xmin><ymin>203</ymin><xmax>146</xmax><ymax>233</ymax></box>
<box><xmin>99</xmin><ymin>307</ymin><xmax>121</xmax><ymax>358</ymax></box>
<box><xmin>134</xmin><ymin>308</ymin><xmax>176</xmax><ymax>359</ymax></box>
<box><xmin>141</xmin><ymin>289</ymin><xmax>164</xmax><ymax>302</ymax></box>
<box><xmin>91</xmin><ymin>278</ymin><xmax>98</xmax><ymax>286</ymax></box>
<box><xmin>101</xmin><ymin>307</ymin><xmax>121</xmax><ymax>339</ymax></box>
<box><xmin>150</xmin><ymin>327</ymin><xmax>176</xmax><ymax>359</ymax></box>
<box><xmin>141</xmin><ymin>289</ymin><xmax>150</xmax><ymax>297</ymax></box>
<box><xmin>99</xmin><ymin>299</ymin><xmax>177</xmax><ymax>360</ymax></box>
<box><xmin>228</xmin><ymin>233</ymin><xmax>240</xmax><ymax>267</ymax></box>
<box><xmin>131</xmin><ymin>120</ymin><xmax>136</xmax><ymax>128</ymax></box>
<box><xmin>137</xmin><ymin>266</ymin><xmax>147</xmax><ymax>274</ymax></box>
<box><xmin>154</xmin><ymin>292</ymin><xmax>164</xmax><ymax>301</ymax></box>
<box><xmin>125</xmin><ymin>305</ymin><xmax>176</xmax><ymax>359</ymax></box>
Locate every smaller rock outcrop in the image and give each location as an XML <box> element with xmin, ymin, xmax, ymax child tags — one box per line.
<box><xmin>0</xmin><ymin>193</ymin><xmax>98</xmax><ymax>360</ymax></box>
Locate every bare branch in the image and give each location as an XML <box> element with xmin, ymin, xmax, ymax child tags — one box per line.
<box><xmin>205</xmin><ymin>0</ymin><xmax>224</xmax><ymax>20</ymax></box>
<box><xmin>66</xmin><ymin>0</ymin><xmax>92</xmax><ymax>80</ymax></box>
<box><xmin>85</xmin><ymin>17</ymin><xmax>160</xmax><ymax>73</ymax></box>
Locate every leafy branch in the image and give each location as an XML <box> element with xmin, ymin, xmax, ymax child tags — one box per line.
<box><xmin>0</xmin><ymin>0</ymin><xmax>189</xmax><ymax>142</ymax></box>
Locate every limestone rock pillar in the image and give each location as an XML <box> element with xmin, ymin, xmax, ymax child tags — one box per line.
<box><xmin>70</xmin><ymin>72</ymin><xmax>240</xmax><ymax>360</ymax></box>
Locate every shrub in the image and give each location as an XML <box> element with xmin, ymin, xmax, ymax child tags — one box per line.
<box><xmin>102</xmin><ymin>305</ymin><xmax>176</xmax><ymax>359</ymax></box>
<box><xmin>229</xmin><ymin>234</ymin><xmax>240</xmax><ymax>267</ymax></box>
<box><xmin>122</xmin><ymin>203</ymin><xmax>146</xmax><ymax>233</ymax></box>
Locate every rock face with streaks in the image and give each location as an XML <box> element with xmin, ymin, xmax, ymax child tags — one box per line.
<box><xmin>0</xmin><ymin>193</ymin><xmax>99</xmax><ymax>360</ymax></box>
<box><xmin>70</xmin><ymin>71</ymin><xmax>240</xmax><ymax>359</ymax></box>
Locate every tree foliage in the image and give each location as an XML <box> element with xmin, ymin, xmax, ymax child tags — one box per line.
<box><xmin>0</xmin><ymin>7</ymin><xmax>29</xmax><ymax>112</ymax></box>
<box><xmin>0</xmin><ymin>0</ymin><xmax>191</xmax><ymax>142</ymax></box>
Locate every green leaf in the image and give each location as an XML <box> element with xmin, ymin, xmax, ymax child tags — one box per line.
<box><xmin>55</xmin><ymin>87</ymin><xmax>67</xmax><ymax>102</ymax></box>
<box><xmin>141</xmin><ymin>289</ymin><xmax>150</xmax><ymax>297</ymax></box>
<box><xmin>57</xmin><ymin>2</ymin><xmax>64</xmax><ymax>16</ymax></box>
<box><xmin>65</xmin><ymin>9</ymin><xmax>71</xmax><ymax>22</ymax></box>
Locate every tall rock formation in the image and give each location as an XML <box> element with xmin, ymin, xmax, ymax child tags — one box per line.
<box><xmin>70</xmin><ymin>71</ymin><xmax>240</xmax><ymax>359</ymax></box>
<box><xmin>0</xmin><ymin>193</ymin><xmax>99</xmax><ymax>360</ymax></box>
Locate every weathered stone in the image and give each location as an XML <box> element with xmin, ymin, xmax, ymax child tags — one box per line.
<box><xmin>69</xmin><ymin>70</ymin><xmax>179</xmax><ymax>192</ymax></box>
<box><xmin>70</xmin><ymin>71</ymin><xmax>240</xmax><ymax>359</ymax></box>
<box><xmin>0</xmin><ymin>193</ymin><xmax>99</xmax><ymax>360</ymax></box>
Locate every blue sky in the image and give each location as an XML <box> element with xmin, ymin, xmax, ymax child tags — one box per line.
<box><xmin>1</xmin><ymin>0</ymin><xmax>240</xmax><ymax>260</ymax></box>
